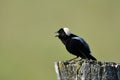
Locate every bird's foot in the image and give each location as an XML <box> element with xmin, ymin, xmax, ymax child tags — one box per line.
<box><xmin>68</xmin><ymin>57</ymin><xmax>79</xmax><ymax>62</ymax></box>
<box><xmin>64</xmin><ymin>57</ymin><xmax>79</xmax><ymax>65</ymax></box>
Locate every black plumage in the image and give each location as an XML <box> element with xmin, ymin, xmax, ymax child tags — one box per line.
<box><xmin>55</xmin><ymin>28</ymin><xmax>96</xmax><ymax>60</ymax></box>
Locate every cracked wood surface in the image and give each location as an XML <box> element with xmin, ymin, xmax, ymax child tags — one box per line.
<box><xmin>55</xmin><ymin>60</ymin><xmax>120</xmax><ymax>80</ymax></box>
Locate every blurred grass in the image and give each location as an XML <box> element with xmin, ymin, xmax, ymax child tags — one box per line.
<box><xmin>0</xmin><ymin>0</ymin><xmax>120</xmax><ymax>80</ymax></box>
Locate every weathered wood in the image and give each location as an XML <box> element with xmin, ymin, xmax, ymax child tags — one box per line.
<box><xmin>54</xmin><ymin>60</ymin><xmax>120</xmax><ymax>80</ymax></box>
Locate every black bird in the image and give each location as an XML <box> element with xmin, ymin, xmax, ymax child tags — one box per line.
<box><xmin>55</xmin><ymin>27</ymin><xmax>96</xmax><ymax>60</ymax></box>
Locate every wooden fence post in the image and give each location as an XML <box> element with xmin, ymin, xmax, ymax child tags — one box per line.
<box><xmin>54</xmin><ymin>60</ymin><xmax>120</xmax><ymax>80</ymax></box>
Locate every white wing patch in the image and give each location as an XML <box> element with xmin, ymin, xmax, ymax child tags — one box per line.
<box><xmin>72</xmin><ymin>37</ymin><xmax>84</xmax><ymax>43</ymax></box>
<box><xmin>72</xmin><ymin>37</ymin><xmax>92</xmax><ymax>55</ymax></box>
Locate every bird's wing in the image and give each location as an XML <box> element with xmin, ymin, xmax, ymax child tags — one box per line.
<box><xmin>71</xmin><ymin>37</ymin><xmax>91</xmax><ymax>55</ymax></box>
<box><xmin>69</xmin><ymin>37</ymin><xmax>96</xmax><ymax>60</ymax></box>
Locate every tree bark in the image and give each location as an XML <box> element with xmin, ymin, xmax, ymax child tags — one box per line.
<box><xmin>54</xmin><ymin>60</ymin><xmax>120</xmax><ymax>80</ymax></box>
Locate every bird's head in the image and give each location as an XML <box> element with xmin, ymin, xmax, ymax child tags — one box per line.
<box><xmin>55</xmin><ymin>28</ymin><xmax>71</xmax><ymax>38</ymax></box>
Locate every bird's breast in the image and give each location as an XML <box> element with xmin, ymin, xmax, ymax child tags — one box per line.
<box><xmin>65</xmin><ymin>39</ymin><xmax>74</xmax><ymax>53</ymax></box>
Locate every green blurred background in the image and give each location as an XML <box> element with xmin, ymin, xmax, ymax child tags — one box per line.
<box><xmin>0</xmin><ymin>0</ymin><xmax>120</xmax><ymax>80</ymax></box>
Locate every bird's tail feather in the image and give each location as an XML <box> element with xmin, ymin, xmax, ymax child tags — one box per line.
<box><xmin>89</xmin><ymin>55</ymin><xmax>97</xmax><ymax>60</ymax></box>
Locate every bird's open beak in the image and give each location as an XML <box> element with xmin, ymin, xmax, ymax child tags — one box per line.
<box><xmin>55</xmin><ymin>32</ymin><xmax>59</xmax><ymax>37</ymax></box>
